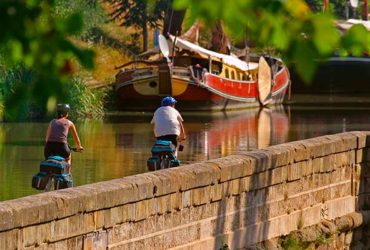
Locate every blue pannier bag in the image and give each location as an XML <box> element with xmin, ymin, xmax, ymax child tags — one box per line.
<box><xmin>150</xmin><ymin>140</ymin><xmax>176</xmax><ymax>155</ymax></box>
<box><xmin>40</xmin><ymin>156</ymin><xmax>70</xmax><ymax>174</ymax></box>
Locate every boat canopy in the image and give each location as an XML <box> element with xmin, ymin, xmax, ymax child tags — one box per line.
<box><xmin>336</xmin><ymin>19</ymin><xmax>370</xmax><ymax>31</ymax></box>
<box><xmin>170</xmin><ymin>36</ymin><xmax>258</xmax><ymax>71</ymax></box>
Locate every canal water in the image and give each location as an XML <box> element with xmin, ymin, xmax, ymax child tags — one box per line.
<box><xmin>1</xmin><ymin>105</ymin><xmax>369</xmax><ymax>201</ymax></box>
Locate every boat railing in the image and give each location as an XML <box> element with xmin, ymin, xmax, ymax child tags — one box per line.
<box><xmin>172</xmin><ymin>66</ymin><xmax>191</xmax><ymax>77</ymax></box>
<box><xmin>132</xmin><ymin>67</ymin><xmax>158</xmax><ymax>78</ymax></box>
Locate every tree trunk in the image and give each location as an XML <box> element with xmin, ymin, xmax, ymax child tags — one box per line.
<box><xmin>142</xmin><ymin>23</ymin><xmax>148</xmax><ymax>52</ymax></box>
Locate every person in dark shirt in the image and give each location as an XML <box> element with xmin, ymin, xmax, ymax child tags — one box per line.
<box><xmin>44</xmin><ymin>104</ymin><xmax>83</xmax><ymax>164</ymax></box>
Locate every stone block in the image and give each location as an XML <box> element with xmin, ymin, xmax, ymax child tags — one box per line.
<box><xmin>134</xmin><ymin>200</ymin><xmax>148</xmax><ymax>222</ymax></box>
<box><xmin>170</xmin><ymin>192</ymin><xmax>182</xmax><ymax>211</ymax></box>
<box><xmin>143</xmin><ymin>215</ymin><xmax>163</xmax><ymax>236</ymax></box>
<box><xmin>84</xmin><ymin>212</ymin><xmax>96</xmax><ymax>233</ymax></box>
<box><xmin>322</xmin><ymin>154</ymin><xmax>335</xmax><ymax>172</ymax></box>
<box><xmin>324</xmin><ymin>134</ymin><xmax>346</xmax><ymax>153</ymax></box>
<box><xmin>67</xmin><ymin>236</ymin><xmax>84</xmax><ymax>250</ymax></box>
<box><xmin>146</xmin><ymin>170</ymin><xmax>178</xmax><ymax>197</ymax></box>
<box><xmin>265</xmin><ymin>183</ymin><xmax>286</xmax><ymax>203</ymax></box>
<box><xmin>92</xmin><ymin>180</ymin><xmax>139</xmax><ymax>211</ymax></box>
<box><xmin>121</xmin><ymin>175</ymin><xmax>154</xmax><ymax>200</ymax></box>
<box><xmin>110</xmin><ymin>206</ymin><xmax>123</xmax><ymax>226</ymax></box>
<box><xmin>107</xmin><ymin>223</ymin><xmax>132</xmax><ymax>244</ymax></box>
<box><xmin>182</xmin><ymin>162</ymin><xmax>220</xmax><ymax>186</ymax></box>
<box><xmin>0</xmin><ymin>204</ymin><xmax>14</xmax><ymax>232</ymax></box>
<box><xmin>173</xmin><ymin>168</ymin><xmax>197</xmax><ymax>192</ymax></box>
<box><xmin>222</xmin><ymin>179</ymin><xmax>241</xmax><ymax>197</ymax></box>
<box><xmin>208</xmin><ymin>155</ymin><xmax>252</xmax><ymax>183</ymax></box>
<box><xmin>287</xmin><ymin>162</ymin><xmax>303</xmax><ymax>181</ymax></box>
<box><xmin>263</xmin><ymin>144</ymin><xmax>293</xmax><ymax>167</ymax></box>
<box><xmin>121</xmin><ymin>203</ymin><xmax>135</xmax><ymax>223</ymax></box>
<box><xmin>340</xmin><ymin>133</ymin><xmax>358</xmax><ymax>151</ymax></box>
<box><xmin>95</xmin><ymin>210</ymin><xmax>105</xmax><ymax>230</ymax></box>
<box><xmin>356</xmin><ymin>149</ymin><xmax>364</xmax><ymax>164</ymax></box>
<box><xmin>50</xmin><ymin>217</ymin><xmax>69</xmax><ymax>242</ymax></box>
<box><xmin>155</xmin><ymin>195</ymin><xmax>171</xmax><ymax>215</ymax></box>
<box><xmin>0</xmin><ymin>229</ymin><xmax>20</xmax><ymax>249</ymax></box>
<box><xmin>312</xmin><ymin>157</ymin><xmax>323</xmax><ymax>174</ymax></box>
<box><xmin>47</xmin><ymin>187</ymin><xmax>95</xmax><ymax>219</ymax></box>
<box><xmin>182</xmin><ymin>190</ymin><xmax>192</xmax><ymax>208</ymax></box>
<box><xmin>146</xmin><ymin>198</ymin><xmax>156</xmax><ymax>217</ymax></box>
<box><xmin>210</xmin><ymin>184</ymin><xmax>223</xmax><ymax>202</ymax></box>
<box><xmin>326</xmin><ymin>196</ymin><xmax>356</xmax><ymax>220</ymax></box>
<box><xmin>349</xmin><ymin>131</ymin><xmax>367</xmax><ymax>149</ymax></box>
<box><xmin>237</xmin><ymin>151</ymin><xmax>271</xmax><ymax>174</ymax></box>
<box><xmin>4</xmin><ymin>197</ymin><xmax>40</xmax><ymax>229</ymax></box>
<box><xmin>246</xmin><ymin>188</ymin><xmax>267</xmax><ymax>208</ymax></box>
<box><xmin>103</xmin><ymin>208</ymin><xmax>113</xmax><ymax>229</ymax></box>
<box><xmin>68</xmin><ymin>213</ymin><xmax>84</xmax><ymax>238</ymax></box>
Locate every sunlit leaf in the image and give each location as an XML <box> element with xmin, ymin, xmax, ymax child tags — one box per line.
<box><xmin>312</xmin><ymin>14</ymin><xmax>340</xmax><ymax>55</ymax></box>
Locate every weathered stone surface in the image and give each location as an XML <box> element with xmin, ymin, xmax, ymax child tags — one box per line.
<box><xmin>0</xmin><ymin>229</ymin><xmax>20</xmax><ymax>249</ymax></box>
<box><xmin>0</xmin><ymin>204</ymin><xmax>14</xmax><ymax>232</ymax></box>
<box><xmin>146</xmin><ymin>170</ymin><xmax>179</xmax><ymax>196</ymax></box>
<box><xmin>192</xmin><ymin>186</ymin><xmax>210</xmax><ymax>206</ymax></box>
<box><xmin>3</xmin><ymin>132</ymin><xmax>369</xmax><ymax>249</ymax></box>
<box><xmin>209</xmin><ymin>155</ymin><xmax>256</xmax><ymax>182</ymax></box>
<box><xmin>237</xmin><ymin>151</ymin><xmax>272</xmax><ymax>174</ymax></box>
<box><xmin>263</xmin><ymin>144</ymin><xmax>293</xmax><ymax>167</ymax></box>
<box><xmin>183</xmin><ymin>162</ymin><xmax>220</xmax><ymax>186</ymax></box>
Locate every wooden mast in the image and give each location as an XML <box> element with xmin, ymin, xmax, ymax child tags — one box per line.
<box><xmin>363</xmin><ymin>0</ymin><xmax>368</xmax><ymax>20</ymax></box>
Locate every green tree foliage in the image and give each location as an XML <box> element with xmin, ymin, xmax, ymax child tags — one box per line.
<box><xmin>174</xmin><ymin>0</ymin><xmax>369</xmax><ymax>82</ymax></box>
<box><xmin>102</xmin><ymin>0</ymin><xmax>168</xmax><ymax>51</ymax></box>
<box><xmin>0</xmin><ymin>0</ymin><xmax>95</xmax><ymax>120</ymax></box>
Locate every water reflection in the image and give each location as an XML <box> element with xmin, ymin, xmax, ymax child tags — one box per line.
<box><xmin>0</xmin><ymin>107</ymin><xmax>288</xmax><ymax>200</ymax></box>
<box><xmin>3</xmin><ymin>106</ymin><xmax>368</xmax><ymax>201</ymax></box>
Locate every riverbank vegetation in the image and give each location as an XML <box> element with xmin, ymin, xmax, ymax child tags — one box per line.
<box><xmin>0</xmin><ymin>0</ymin><xmax>368</xmax><ymax>121</ymax></box>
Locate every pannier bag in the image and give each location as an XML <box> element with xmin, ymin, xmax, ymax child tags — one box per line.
<box><xmin>39</xmin><ymin>156</ymin><xmax>70</xmax><ymax>174</ymax></box>
<box><xmin>147</xmin><ymin>155</ymin><xmax>161</xmax><ymax>171</ymax></box>
<box><xmin>54</xmin><ymin>174</ymin><xmax>73</xmax><ymax>189</ymax></box>
<box><xmin>32</xmin><ymin>171</ymin><xmax>50</xmax><ymax>190</ymax></box>
<box><xmin>147</xmin><ymin>140</ymin><xmax>181</xmax><ymax>171</ymax></box>
<box><xmin>150</xmin><ymin>140</ymin><xmax>176</xmax><ymax>155</ymax></box>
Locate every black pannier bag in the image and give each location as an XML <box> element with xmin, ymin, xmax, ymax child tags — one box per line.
<box><xmin>32</xmin><ymin>171</ymin><xmax>49</xmax><ymax>190</ymax></box>
<box><xmin>54</xmin><ymin>174</ymin><xmax>73</xmax><ymax>189</ymax></box>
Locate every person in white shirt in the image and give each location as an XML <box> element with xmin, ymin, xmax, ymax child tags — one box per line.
<box><xmin>151</xmin><ymin>96</ymin><xmax>186</xmax><ymax>153</ymax></box>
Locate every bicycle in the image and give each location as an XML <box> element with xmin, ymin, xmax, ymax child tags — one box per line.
<box><xmin>32</xmin><ymin>148</ymin><xmax>82</xmax><ymax>192</ymax></box>
<box><xmin>147</xmin><ymin>140</ymin><xmax>181</xmax><ymax>171</ymax></box>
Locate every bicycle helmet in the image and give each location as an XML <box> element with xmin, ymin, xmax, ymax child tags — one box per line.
<box><xmin>161</xmin><ymin>96</ymin><xmax>177</xmax><ymax>106</ymax></box>
<box><xmin>57</xmin><ymin>103</ymin><xmax>70</xmax><ymax>116</ymax></box>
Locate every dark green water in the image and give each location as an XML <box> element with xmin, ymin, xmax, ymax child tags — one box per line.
<box><xmin>1</xmin><ymin>106</ymin><xmax>369</xmax><ymax>201</ymax></box>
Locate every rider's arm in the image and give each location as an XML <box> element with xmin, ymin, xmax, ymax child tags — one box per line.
<box><xmin>45</xmin><ymin>123</ymin><xmax>51</xmax><ymax>142</ymax></box>
<box><xmin>69</xmin><ymin>122</ymin><xmax>82</xmax><ymax>150</ymax></box>
<box><xmin>179</xmin><ymin>120</ymin><xmax>186</xmax><ymax>141</ymax></box>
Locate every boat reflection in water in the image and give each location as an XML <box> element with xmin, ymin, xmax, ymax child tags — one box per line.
<box><xmin>180</xmin><ymin>105</ymin><xmax>289</xmax><ymax>163</ymax></box>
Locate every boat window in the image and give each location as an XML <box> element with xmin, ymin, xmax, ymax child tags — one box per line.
<box><xmin>231</xmin><ymin>71</ymin><xmax>235</xmax><ymax>80</ymax></box>
<box><xmin>225</xmin><ymin>68</ymin><xmax>229</xmax><ymax>79</ymax></box>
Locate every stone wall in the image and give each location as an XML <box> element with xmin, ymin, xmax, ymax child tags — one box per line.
<box><xmin>1</xmin><ymin>131</ymin><xmax>370</xmax><ymax>249</ymax></box>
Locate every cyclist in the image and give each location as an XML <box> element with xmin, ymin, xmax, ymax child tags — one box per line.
<box><xmin>44</xmin><ymin>103</ymin><xmax>83</xmax><ymax>166</ymax></box>
<box><xmin>151</xmin><ymin>96</ymin><xmax>186</xmax><ymax>156</ymax></box>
